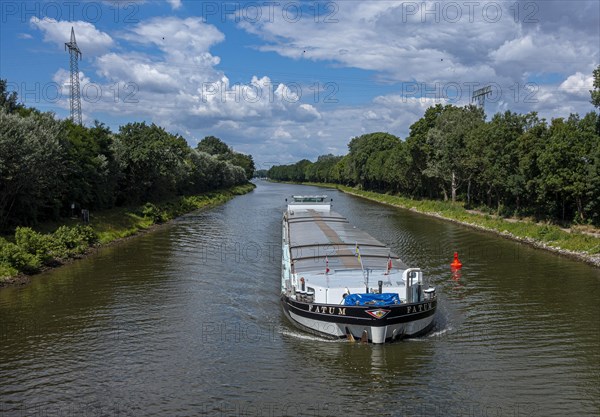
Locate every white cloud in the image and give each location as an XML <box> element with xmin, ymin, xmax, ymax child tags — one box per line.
<box><xmin>559</xmin><ymin>72</ymin><xmax>594</xmax><ymax>98</ymax></box>
<box><xmin>26</xmin><ymin>3</ymin><xmax>598</xmax><ymax>166</ymax></box>
<box><xmin>224</xmin><ymin>0</ymin><xmax>598</xmax><ymax>164</ymax></box>
<box><xmin>239</xmin><ymin>1</ymin><xmax>523</xmax><ymax>84</ymax></box>
<box><xmin>96</xmin><ymin>53</ymin><xmax>178</xmax><ymax>93</ymax></box>
<box><xmin>51</xmin><ymin>68</ymin><xmax>98</xmax><ymax>124</ymax></box>
<box><xmin>167</xmin><ymin>0</ymin><xmax>182</xmax><ymax>10</ymax></box>
<box><xmin>490</xmin><ymin>31</ymin><xmax>597</xmax><ymax>78</ymax></box>
<box><xmin>58</xmin><ymin>17</ymin><xmax>338</xmax><ymax>163</ymax></box>
<box><xmin>123</xmin><ymin>16</ymin><xmax>225</xmax><ymax>60</ymax></box>
<box><xmin>30</xmin><ymin>17</ymin><xmax>113</xmax><ymax>56</ymax></box>
<box><xmin>296</xmin><ymin>104</ymin><xmax>321</xmax><ymax>121</ymax></box>
<box><xmin>237</xmin><ymin>1</ymin><xmax>598</xmax><ymax>88</ymax></box>
<box><xmin>273</xmin><ymin>127</ymin><xmax>292</xmax><ymax>139</ymax></box>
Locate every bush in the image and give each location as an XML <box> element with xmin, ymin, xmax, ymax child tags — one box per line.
<box><xmin>498</xmin><ymin>204</ymin><xmax>514</xmax><ymax>218</ymax></box>
<box><xmin>0</xmin><ymin>263</ymin><xmax>18</xmax><ymax>282</ymax></box>
<box><xmin>14</xmin><ymin>227</ymin><xmax>54</xmax><ymax>264</ymax></box>
<box><xmin>51</xmin><ymin>225</ymin><xmax>97</xmax><ymax>258</ymax></box>
<box><xmin>141</xmin><ymin>202</ymin><xmax>166</xmax><ymax>223</ymax></box>
<box><xmin>74</xmin><ymin>225</ymin><xmax>98</xmax><ymax>246</ymax></box>
<box><xmin>535</xmin><ymin>224</ymin><xmax>562</xmax><ymax>242</ymax></box>
<box><xmin>0</xmin><ymin>238</ymin><xmax>41</xmax><ymax>274</ymax></box>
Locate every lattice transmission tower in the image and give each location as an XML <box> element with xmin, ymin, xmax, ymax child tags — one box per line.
<box><xmin>472</xmin><ymin>85</ymin><xmax>492</xmax><ymax>110</ymax></box>
<box><xmin>65</xmin><ymin>27</ymin><xmax>82</xmax><ymax>125</ymax></box>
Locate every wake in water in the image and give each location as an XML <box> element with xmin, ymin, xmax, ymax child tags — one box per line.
<box><xmin>279</xmin><ymin>327</ymin><xmax>345</xmax><ymax>343</ymax></box>
<box><xmin>406</xmin><ymin>299</ymin><xmax>455</xmax><ymax>342</ymax></box>
<box><xmin>406</xmin><ymin>326</ymin><xmax>454</xmax><ymax>342</ymax></box>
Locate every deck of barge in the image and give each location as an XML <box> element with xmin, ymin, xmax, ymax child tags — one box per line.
<box><xmin>286</xmin><ymin>209</ymin><xmax>407</xmax><ymax>274</ymax></box>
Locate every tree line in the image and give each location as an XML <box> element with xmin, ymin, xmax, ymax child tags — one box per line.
<box><xmin>0</xmin><ymin>80</ymin><xmax>254</xmax><ymax>231</ymax></box>
<box><xmin>269</xmin><ymin>68</ymin><xmax>600</xmax><ymax>226</ymax></box>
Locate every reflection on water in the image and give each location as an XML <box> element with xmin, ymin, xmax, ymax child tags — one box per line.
<box><xmin>0</xmin><ymin>181</ymin><xmax>598</xmax><ymax>416</ymax></box>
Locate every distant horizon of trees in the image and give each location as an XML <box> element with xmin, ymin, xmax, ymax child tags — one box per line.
<box><xmin>253</xmin><ymin>169</ymin><xmax>269</xmax><ymax>178</ymax></box>
<box><xmin>269</xmin><ymin>66</ymin><xmax>600</xmax><ymax>226</ymax></box>
<box><xmin>0</xmin><ymin>80</ymin><xmax>254</xmax><ymax>231</ymax></box>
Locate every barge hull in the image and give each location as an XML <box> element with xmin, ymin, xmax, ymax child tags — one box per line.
<box><xmin>282</xmin><ymin>296</ymin><xmax>436</xmax><ymax>343</ymax></box>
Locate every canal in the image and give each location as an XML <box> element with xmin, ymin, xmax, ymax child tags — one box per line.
<box><xmin>1</xmin><ymin>181</ymin><xmax>598</xmax><ymax>416</ymax></box>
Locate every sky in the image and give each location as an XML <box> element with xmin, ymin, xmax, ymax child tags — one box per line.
<box><xmin>1</xmin><ymin>0</ymin><xmax>598</xmax><ymax>170</ymax></box>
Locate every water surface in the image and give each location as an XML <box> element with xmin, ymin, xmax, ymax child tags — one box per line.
<box><xmin>1</xmin><ymin>181</ymin><xmax>598</xmax><ymax>416</ymax></box>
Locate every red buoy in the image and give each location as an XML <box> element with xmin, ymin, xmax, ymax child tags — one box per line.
<box><xmin>450</xmin><ymin>252</ymin><xmax>462</xmax><ymax>269</ymax></box>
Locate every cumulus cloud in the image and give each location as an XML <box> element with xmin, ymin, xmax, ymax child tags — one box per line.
<box><xmin>25</xmin><ymin>2</ymin><xmax>598</xmax><ymax>166</ymax></box>
<box><xmin>122</xmin><ymin>16</ymin><xmax>225</xmax><ymax>59</ymax></box>
<box><xmin>51</xmin><ymin>68</ymin><xmax>100</xmax><ymax>124</ymax></box>
<box><xmin>167</xmin><ymin>0</ymin><xmax>182</xmax><ymax>10</ymax></box>
<box><xmin>273</xmin><ymin>127</ymin><xmax>292</xmax><ymax>139</ymax></box>
<box><xmin>49</xmin><ymin>16</ymin><xmax>339</xmax><ymax>162</ymax></box>
<box><xmin>223</xmin><ymin>0</ymin><xmax>598</xmax><ymax>164</ymax></box>
<box><xmin>30</xmin><ymin>17</ymin><xmax>113</xmax><ymax>56</ymax></box>
<box><xmin>239</xmin><ymin>1</ymin><xmax>521</xmax><ymax>83</ymax></box>
<box><xmin>490</xmin><ymin>31</ymin><xmax>596</xmax><ymax>78</ymax></box>
<box><xmin>237</xmin><ymin>1</ymin><xmax>598</xmax><ymax>94</ymax></box>
<box><xmin>559</xmin><ymin>72</ymin><xmax>594</xmax><ymax>98</ymax></box>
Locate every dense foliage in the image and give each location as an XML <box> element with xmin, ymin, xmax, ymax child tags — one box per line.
<box><xmin>0</xmin><ymin>225</ymin><xmax>98</xmax><ymax>277</ymax></box>
<box><xmin>269</xmin><ymin>104</ymin><xmax>600</xmax><ymax>226</ymax></box>
<box><xmin>0</xmin><ymin>81</ymin><xmax>254</xmax><ymax>230</ymax></box>
<box><xmin>591</xmin><ymin>66</ymin><xmax>600</xmax><ymax>109</ymax></box>
<box><xmin>0</xmin><ymin>184</ymin><xmax>255</xmax><ymax>280</ymax></box>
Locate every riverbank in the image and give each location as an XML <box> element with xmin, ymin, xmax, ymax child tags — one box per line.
<box><xmin>0</xmin><ymin>183</ymin><xmax>256</xmax><ymax>288</ymax></box>
<box><xmin>300</xmin><ymin>182</ymin><xmax>600</xmax><ymax>268</ymax></box>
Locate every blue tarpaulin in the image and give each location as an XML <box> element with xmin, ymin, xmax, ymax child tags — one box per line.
<box><xmin>343</xmin><ymin>293</ymin><xmax>400</xmax><ymax>306</ymax></box>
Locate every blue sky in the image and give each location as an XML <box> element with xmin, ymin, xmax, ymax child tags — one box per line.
<box><xmin>1</xmin><ymin>0</ymin><xmax>598</xmax><ymax>169</ymax></box>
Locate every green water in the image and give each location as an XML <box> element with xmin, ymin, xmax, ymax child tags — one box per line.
<box><xmin>1</xmin><ymin>181</ymin><xmax>598</xmax><ymax>416</ymax></box>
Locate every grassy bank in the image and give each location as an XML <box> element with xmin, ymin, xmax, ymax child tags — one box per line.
<box><xmin>301</xmin><ymin>182</ymin><xmax>600</xmax><ymax>267</ymax></box>
<box><xmin>0</xmin><ymin>183</ymin><xmax>255</xmax><ymax>286</ymax></box>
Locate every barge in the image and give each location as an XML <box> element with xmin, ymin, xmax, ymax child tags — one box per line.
<box><xmin>281</xmin><ymin>195</ymin><xmax>437</xmax><ymax>343</ymax></box>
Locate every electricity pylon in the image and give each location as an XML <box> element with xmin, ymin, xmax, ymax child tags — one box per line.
<box><xmin>472</xmin><ymin>85</ymin><xmax>492</xmax><ymax>109</ymax></box>
<box><xmin>64</xmin><ymin>27</ymin><xmax>82</xmax><ymax>125</ymax></box>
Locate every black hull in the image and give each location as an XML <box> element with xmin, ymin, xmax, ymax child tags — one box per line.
<box><xmin>281</xmin><ymin>295</ymin><xmax>437</xmax><ymax>342</ymax></box>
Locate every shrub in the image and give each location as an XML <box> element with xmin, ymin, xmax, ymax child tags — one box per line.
<box><xmin>0</xmin><ymin>238</ymin><xmax>41</xmax><ymax>273</ymax></box>
<box><xmin>51</xmin><ymin>225</ymin><xmax>97</xmax><ymax>258</ymax></box>
<box><xmin>535</xmin><ymin>224</ymin><xmax>561</xmax><ymax>242</ymax></box>
<box><xmin>14</xmin><ymin>227</ymin><xmax>54</xmax><ymax>264</ymax></box>
<box><xmin>0</xmin><ymin>263</ymin><xmax>18</xmax><ymax>281</ymax></box>
<box><xmin>74</xmin><ymin>225</ymin><xmax>98</xmax><ymax>246</ymax></box>
<box><xmin>141</xmin><ymin>202</ymin><xmax>166</xmax><ymax>223</ymax></box>
<box><xmin>498</xmin><ymin>204</ymin><xmax>514</xmax><ymax>218</ymax></box>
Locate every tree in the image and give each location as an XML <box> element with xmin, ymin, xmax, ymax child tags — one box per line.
<box><xmin>405</xmin><ymin>104</ymin><xmax>449</xmax><ymax>198</ymax></box>
<box><xmin>313</xmin><ymin>154</ymin><xmax>343</xmax><ymax>183</ymax></box>
<box><xmin>382</xmin><ymin>143</ymin><xmax>412</xmax><ymax>193</ymax></box>
<box><xmin>465</xmin><ymin>111</ymin><xmax>528</xmax><ymax>211</ymax></box>
<box><xmin>113</xmin><ymin>122</ymin><xmax>190</xmax><ymax>203</ymax></box>
<box><xmin>267</xmin><ymin>104</ymin><xmax>600</xmax><ymax>226</ymax></box>
<box><xmin>346</xmin><ymin>132</ymin><xmax>400</xmax><ymax>188</ymax></box>
<box><xmin>591</xmin><ymin>65</ymin><xmax>600</xmax><ymax>109</ymax></box>
<box><xmin>61</xmin><ymin>120</ymin><xmax>119</xmax><ymax>211</ymax></box>
<box><xmin>197</xmin><ymin>136</ymin><xmax>231</xmax><ymax>156</ymax></box>
<box><xmin>0</xmin><ymin>79</ymin><xmax>22</xmax><ymax>114</ymax></box>
<box><xmin>254</xmin><ymin>169</ymin><xmax>268</xmax><ymax>178</ymax></box>
<box><xmin>536</xmin><ymin>114</ymin><xmax>598</xmax><ymax>223</ymax></box>
<box><xmin>229</xmin><ymin>153</ymin><xmax>255</xmax><ymax>180</ymax></box>
<box><xmin>424</xmin><ymin>105</ymin><xmax>485</xmax><ymax>201</ymax></box>
<box><xmin>0</xmin><ymin>110</ymin><xmax>65</xmax><ymax>228</ymax></box>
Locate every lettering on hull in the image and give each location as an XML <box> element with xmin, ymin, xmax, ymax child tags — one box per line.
<box><xmin>308</xmin><ymin>304</ymin><xmax>347</xmax><ymax>316</ymax></box>
<box><xmin>406</xmin><ymin>302</ymin><xmax>434</xmax><ymax>314</ymax></box>
<box><xmin>300</xmin><ymin>299</ymin><xmax>436</xmax><ymax>318</ymax></box>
